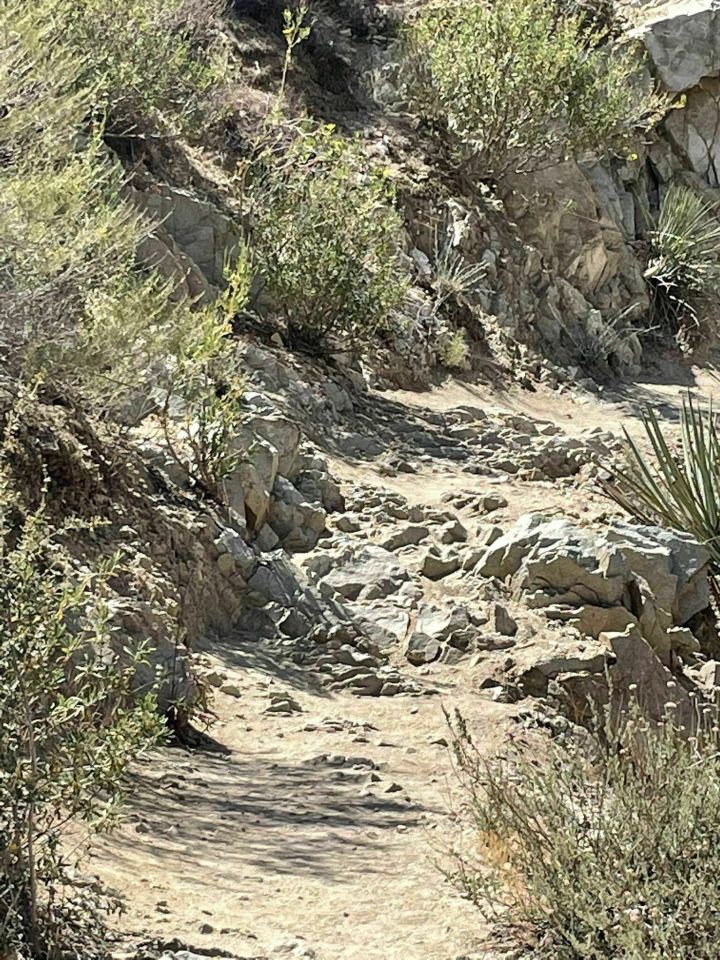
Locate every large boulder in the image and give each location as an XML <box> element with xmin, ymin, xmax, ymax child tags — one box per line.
<box><xmin>476</xmin><ymin>513</ymin><xmax>584</xmax><ymax>579</ymax></box>
<box><xmin>502</xmin><ymin>160</ymin><xmax>647</xmax><ymax>330</ymax></box>
<box><xmin>632</xmin><ymin>2</ymin><xmax>720</xmax><ymax>93</ymax></box>
<box><xmin>604</xmin><ymin>522</ymin><xmax>711</xmax><ymax>623</ymax></box>
<box><xmin>129</xmin><ymin>184</ymin><xmax>239</xmax><ymax>287</ymax></box>
<box><xmin>546</xmin><ymin>625</ymin><xmax>700</xmax><ymax>728</ymax></box>
<box><xmin>474</xmin><ymin>513</ymin><xmax>711</xmax><ymax>659</ymax></box>
<box><xmin>631</xmin><ymin>2</ymin><xmax>720</xmax><ymax>187</ymax></box>
<box><xmin>664</xmin><ymin>77</ymin><xmax>720</xmax><ymax>185</ymax></box>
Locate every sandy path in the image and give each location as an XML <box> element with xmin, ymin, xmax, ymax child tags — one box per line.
<box><xmin>96</xmin><ymin>660</ymin><xmax>518</xmax><ymax>960</ymax></box>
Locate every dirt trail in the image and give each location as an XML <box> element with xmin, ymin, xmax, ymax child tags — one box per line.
<box><xmin>95</xmin><ymin>358</ymin><xmax>720</xmax><ymax>960</ymax></box>
<box><xmin>98</xmin><ymin>667</ymin><xmax>520</xmax><ymax>960</ymax></box>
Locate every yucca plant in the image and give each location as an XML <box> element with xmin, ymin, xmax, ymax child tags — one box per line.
<box><xmin>645</xmin><ymin>184</ymin><xmax>720</xmax><ymax>339</ymax></box>
<box><xmin>603</xmin><ymin>394</ymin><xmax>720</xmax><ymax>568</ymax></box>
<box><xmin>432</xmin><ymin>229</ymin><xmax>487</xmax><ymax>313</ymax></box>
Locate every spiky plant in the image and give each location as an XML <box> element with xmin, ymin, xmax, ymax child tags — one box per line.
<box><xmin>645</xmin><ymin>185</ymin><xmax>720</xmax><ymax>339</ymax></box>
<box><xmin>603</xmin><ymin>394</ymin><xmax>720</xmax><ymax>568</ymax></box>
<box><xmin>432</xmin><ymin>233</ymin><xmax>487</xmax><ymax>312</ymax></box>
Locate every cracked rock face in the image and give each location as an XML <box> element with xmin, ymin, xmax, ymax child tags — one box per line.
<box><xmin>632</xmin><ymin>1</ymin><xmax>720</xmax><ymax>94</ymax></box>
<box><xmin>474</xmin><ymin>512</ymin><xmax>711</xmax><ymax>661</ymax></box>
<box><xmin>632</xmin><ymin>2</ymin><xmax>720</xmax><ymax>187</ymax></box>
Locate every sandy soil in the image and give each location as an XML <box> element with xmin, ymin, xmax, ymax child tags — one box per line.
<box><xmin>96</xmin><ymin>660</ymin><xmax>521</xmax><ymax>960</ymax></box>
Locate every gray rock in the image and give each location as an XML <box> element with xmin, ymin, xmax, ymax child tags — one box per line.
<box><xmin>416</xmin><ymin>603</ymin><xmax>471</xmax><ymax>642</ymax></box>
<box><xmin>606</xmin><ymin>626</ymin><xmax>698</xmax><ymax>728</ymax></box>
<box><xmin>351</xmin><ymin>605</ymin><xmax>410</xmax><ymax>650</ymax></box>
<box><xmin>322</xmin><ymin>545</ymin><xmax>409</xmax><ymax>601</ymax></box>
<box><xmin>215</xmin><ymin>529</ymin><xmax>257</xmax><ymax>580</ymax></box>
<box><xmin>516</xmin><ymin>543</ymin><xmax>629</xmax><ymax>609</ymax></box>
<box><xmin>255</xmin><ymin>524</ymin><xmax>281</xmax><ymax>552</ymax></box>
<box><xmin>405</xmin><ymin>632</ymin><xmax>441</xmax><ymax>666</ymax></box>
<box><xmin>547</xmin><ymin>603</ymin><xmax>637</xmax><ymax>639</ymax></box>
<box><xmin>482</xmin><ymin>494</ymin><xmax>508</xmax><ymax>513</ymax></box>
<box><xmin>452</xmin><ymin>404</ymin><xmax>488</xmax><ymax>423</ymax></box>
<box><xmin>665</xmin><ymin>77</ymin><xmax>720</xmax><ymax>185</ymax></box>
<box><xmin>268</xmin><ymin>476</ymin><xmax>327</xmax><ymax>552</ymax></box>
<box><xmin>604</xmin><ymin>522</ymin><xmax>711</xmax><ymax>624</ymax></box>
<box><xmin>492</xmin><ymin>603</ymin><xmax>518</xmax><ymax>637</ymax></box>
<box><xmin>336</xmin><ymin>515</ymin><xmax>361</xmax><ymax>533</ymax></box>
<box><xmin>295</xmin><ymin>463</ymin><xmax>346</xmax><ymax>513</ymax></box>
<box><xmin>337</xmin><ymin>670</ymin><xmax>385</xmax><ymax>697</ymax></box>
<box><xmin>246</xmin><ymin>415</ymin><xmax>301</xmax><ymax>479</ymax></box>
<box><xmin>247</xmin><ymin>556</ymin><xmax>303</xmax><ymax>606</ymax></box>
<box><xmin>475</xmin><ymin>513</ymin><xmax>575</xmax><ymax>579</ymax></box>
<box><xmin>226</xmin><ymin>460</ymin><xmax>263</xmax><ymax>528</ymax></box>
<box><xmin>266</xmin><ymin>693</ymin><xmax>302</xmax><ymax>714</ymax></box>
<box><xmin>511</xmin><ymin>635</ymin><xmax>610</xmax><ymax>697</ymax></box>
<box><xmin>380</xmin><ymin>524</ymin><xmax>430</xmax><ymax>551</ymax></box>
<box><xmin>130</xmin><ymin>183</ymin><xmax>238</xmax><ymax>288</ymax></box>
<box><xmin>422</xmin><ymin>548</ymin><xmax>461</xmax><ymax>580</ymax></box>
<box><xmin>475</xmin><ymin>513</ymin><xmax>710</xmax><ymax>658</ymax></box>
<box><xmin>632</xmin><ymin>2</ymin><xmax>720</xmax><ymax>92</ymax></box>
<box><xmin>439</xmin><ymin>519</ymin><xmax>469</xmax><ymax>544</ymax></box>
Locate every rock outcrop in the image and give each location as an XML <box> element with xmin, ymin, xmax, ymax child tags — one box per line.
<box><xmin>475</xmin><ymin>512</ymin><xmax>710</xmax><ymax>660</ymax></box>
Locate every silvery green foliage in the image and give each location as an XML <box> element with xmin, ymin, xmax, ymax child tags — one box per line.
<box><xmin>0</xmin><ymin>497</ymin><xmax>162</xmax><ymax>957</ymax></box>
<box><xmin>249</xmin><ymin>121</ymin><xmax>409</xmax><ymax>350</ymax></box>
<box><xmin>448</xmin><ymin>700</ymin><xmax>720</xmax><ymax>958</ymax></box>
<box><xmin>645</xmin><ymin>184</ymin><xmax>720</xmax><ymax>340</ymax></box>
<box><xmin>404</xmin><ymin>0</ymin><xmax>665</xmax><ymax>178</ymax></box>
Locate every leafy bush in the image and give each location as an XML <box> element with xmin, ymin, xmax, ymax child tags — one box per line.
<box><xmin>57</xmin><ymin>0</ymin><xmax>220</xmax><ymax>132</ymax></box>
<box><xmin>448</xmin><ymin>703</ymin><xmax>720</xmax><ymax>958</ymax></box>
<box><xmin>248</xmin><ymin>122</ymin><xmax>408</xmax><ymax>349</ymax></box>
<box><xmin>602</xmin><ymin>394</ymin><xmax>720</xmax><ymax>570</ymax></box>
<box><xmin>645</xmin><ymin>184</ymin><xmax>720</xmax><ymax>342</ymax></box>
<box><xmin>159</xmin><ymin>252</ymin><xmax>250</xmax><ymax>499</ymax></box>
<box><xmin>0</xmin><ymin>497</ymin><xmax>163</xmax><ymax>957</ymax></box>
<box><xmin>404</xmin><ymin>0</ymin><xmax>664</xmax><ymax>177</ymax></box>
<box><xmin>0</xmin><ymin>1</ymin><xmax>245</xmax><ymax>498</ymax></box>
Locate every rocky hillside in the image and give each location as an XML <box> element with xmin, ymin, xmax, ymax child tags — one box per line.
<box><xmin>6</xmin><ymin>2</ymin><xmax>720</xmax><ymax>959</ymax></box>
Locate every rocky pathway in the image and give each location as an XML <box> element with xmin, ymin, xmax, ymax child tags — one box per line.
<box><xmin>97</xmin><ymin>355</ymin><xmax>720</xmax><ymax>960</ymax></box>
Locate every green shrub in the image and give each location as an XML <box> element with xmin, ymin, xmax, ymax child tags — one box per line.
<box><xmin>0</xmin><ymin>1</ymin><xmax>245</xmax><ymax>498</ymax></box>
<box><xmin>159</xmin><ymin>251</ymin><xmax>250</xmax><ymax>499</ymax></box>
<box><xmin>57</xmin><ymin>0</ymin><xmax>220</xmax><ymax>132</ymax></box>
<box><xmin>0</xmin><ymin>496</ymin><xmax>163</xmax><ymax>957</ymax></box>
<box><xmin>439</xmin><ymin>330</ymin><xmax>470</xmax><ymax>369</ymax></box>
<box><xmin>404</xmin><ymin>0</ymin><xmax>664</xmax><ymax>177</ymax></box>
<box><xmin>448</xmin><ymin>703</ymin><xmax>720</xmax><ymax>958</ymax></box>
<box><xmin>602</xmin><ymin>394</ymin><xmax>720</xmax><ymax>570</ymax></box>
<box><xmin>248</xmin><ymin>122</ymin><xmax>408</xmax><ymax>349</ymax></box>
<box><xmin>645</xmin><ymin>184</ymin><xmax>720</xmax><ymax>341</ymax></box>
